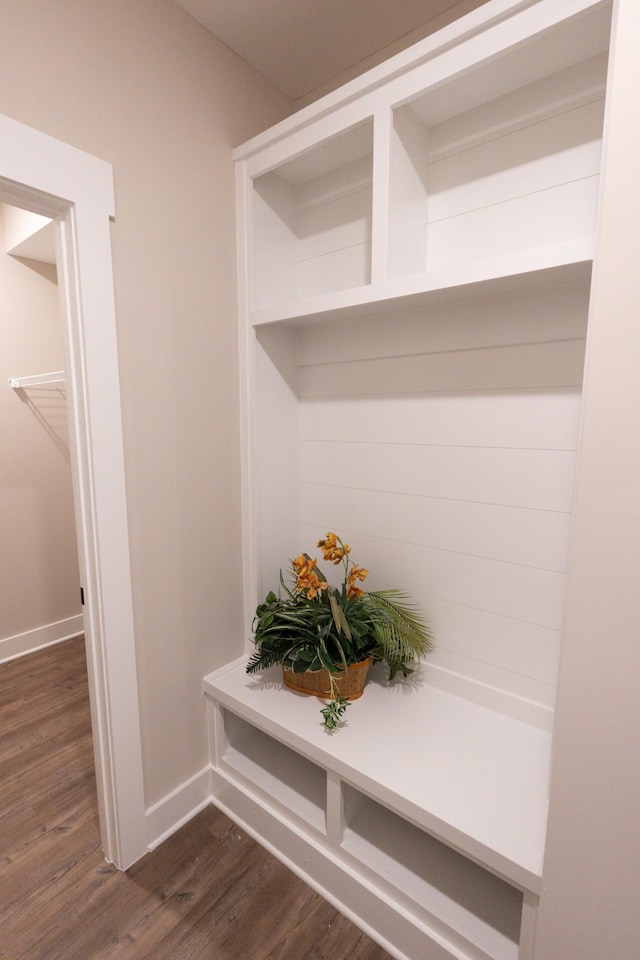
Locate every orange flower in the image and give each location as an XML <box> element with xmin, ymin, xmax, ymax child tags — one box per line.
<box><xmin>347</xmin><ymin>564</ymin><xmax>369</xmax><ymax>598</ymax></box>
<box><xmin>317</xmin><ymin>532</ymin><xmax>351</xmax><ymax>564</ymax></box>
<box><xmin>292</xmin><ymin>554</ymin><xmax>328</xmax><ymax>599</ymax></box>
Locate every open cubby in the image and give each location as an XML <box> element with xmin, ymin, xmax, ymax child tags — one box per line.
<box><xmin>251</xmin><ymin>119</ymin><xmax>374</xmax><ymax>310</ymax></box>
<box><xmin>341</xmin><ymin>784</ymin><xmax>523</xmax><ymax>960</ymax></box>
<box><xmin>221</xmin><ymin>709</ymin><xmax>327</xmax><ymax>834</ymax></box>
<box><xmin>388</xmin><ymin>53</ymin><xmax>607</xmax><ymax>281</ymax></box>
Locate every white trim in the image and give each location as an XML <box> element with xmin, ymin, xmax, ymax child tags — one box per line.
<box><xmin>145</xmin><ymin>767</ymin><xmax>213</xmax><ymax>850</ymax></box>
<box><xmin>0</xmin><ymin>615</ymin><xmax>84</xmax><ymax>664</ymax></box>
<box><xmin>0</xmin><ymin>112</ymin><xmax>147</xmax><ymax>869</ymax></box>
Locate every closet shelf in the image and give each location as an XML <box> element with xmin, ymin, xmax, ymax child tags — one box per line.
<box><xmin>8</xmin><ymin>370</ymin><xmax>65</xmax><ymax>388</ymax></box>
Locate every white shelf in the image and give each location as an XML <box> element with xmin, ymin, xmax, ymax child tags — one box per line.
<box><xmin>8</xmin><ymin>370</ymin><xmax>65</xmax><ymax>388</ymax></box>
<box><xmin>205</xmin><ymin>657</ymin><xmax>551</xmax><ymax>895</ymax></box>
<box><xmin>248</xmin><ymin>248</ymin><xmax>593</xmax><ymax>328</ymax></box>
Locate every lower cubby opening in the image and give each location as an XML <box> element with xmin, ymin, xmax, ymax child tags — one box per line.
<box><xmin>221</xmin><ymin>709</ymin><xmax>327</xmax><ymax>834</ymax></box>
<box><xmin>340</xmin><ymin>784</ymin><xmax>523</xmax><ymax>960</ymax></box>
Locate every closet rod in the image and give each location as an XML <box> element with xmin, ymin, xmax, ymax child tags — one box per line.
<box><xmin>8</xmin><ymin>370</ymin><xmax>65</xmax><ymax>388</ymax></box>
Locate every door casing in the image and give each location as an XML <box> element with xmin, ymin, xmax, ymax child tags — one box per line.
<box><xmin>0</xmin><ymin>113</ymin><xmax>147</xmax><ymax>869</ymax></box>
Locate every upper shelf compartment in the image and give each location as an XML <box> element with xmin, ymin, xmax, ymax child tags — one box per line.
<box><xmin>387</xmin><ymin>25</ymin><xmax>610</xmax><ymax>284</ymax></box>
<box><xmin>242</xmin><ymin>0</ymin><xmax>612</xmax><ymax>327</ymax></box>
<box><xmin>250</xmin><ymin>119</ymin><xmax>374</xmax><ymax>312</ymax></box>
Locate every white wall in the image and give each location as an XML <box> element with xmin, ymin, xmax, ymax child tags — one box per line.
<box><xmin>0</xmin><ymin>0</ymin><xmax>292</xmax><ymax>808</ymax></box>
<box><xmin>534</xmin><ymin>0</ymin><xmax>640</xmax><ymax>955</ymax></box>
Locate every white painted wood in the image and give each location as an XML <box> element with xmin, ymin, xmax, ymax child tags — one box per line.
<box><xmin>299</xmin><ymin>483</ymin><xmax>572</xmax><ymax>571</ymax></box>
<box><xmin>533</xmin><ymin>1</ymin><xmax>640</xmax><ymax>954</ymax></box>
<box><xmin>298</xmin><ymin>389</ymin><xmax>583</xmax><ymax>450</ymax></box>
<box><xmin>422</xmin><ymin>54</ymin><xmax>608</xmax><ymax>163</ymax></box>
<box><xmin>297</xmin><ymin>340</ymin><xmax>585</xmax><ymax>396</ymax></box>
<box><xmin>0</xmin><ymin>112</ymin><xmax>146</xmax><ymax>869</ymax></box>
<box><xmin>388</xmin><ymin>103</ymin><xmax>430</xmax><ymax>278</ymax></box>
<box><xmin>268</xmin><ymin>119</ymin><xmax>373</xmax><ymax>186</ymax></box>
<box><xmin>230</xmin><ymin>3</ymin><xmax>615</xmax><ymax>956</ymax></box>
<box><xmin>249</xmin><ymin>255</ymin><xmax>594</xmax><ymax>327</ymax></box>
<box><xmin>222</xmin><ymin>710</ymin><xmax>327</xmax><ymax>833</ymax></box>
<box><xmin>236</xmin><ymin>160</ymin><xmax>263</xmax><ymax>644</ymax></box>
<box><xmin>241</xmin><ymin>0</ymin><xmax>610</xmax><ymax>321</ymax></box>
<box><xmin>205</xmin><ymin>658</ymin><xmax>551</xmax><ymax>893</ymax></box>
<box><xmin>298</xmin><ymin>238</ymin><xmax>370</xmax><ymax>300</ymax></box>
<box><xmin>251</xmin><ymin>121</ymin><xmax>373</xmax><ymax>308</ymax></box>
<box><xmin>252</xmin><ymin>172</ymin><xmax>298</xmax><ymax>307</ymax></box>
<box><xmin>427</xmin><ymin>177</ymin><xmax>599</xmax><ymax>273</ymax></box>
<box><xmin>299</xmin><ymin>524</ymin><xmax>566</xmax><ymax>630</ymax></box>
<box><xmin>145</xmin><ymin>766</ymin><xmax>212</xmax><ymax>851</ymax></box>
<box><xmin>370</xmin><ymin>107</ymin><xmax>391</xmax><ymax>286</ymax></box>
<box><xmin>390</xmin><ymin>66</ymin><xmax>605</xmax><ymax>280</ymax></box>
<box><xmin>254</xmin><ymin>326</ymin><xmax>300</xmax><ymax>600</ymax></box>
<box><xmin>233</xmin><ymin>0</ymin><xmax>610</xmax><ymax>166</ymax></box>
<box><xmin>381</xmin><ymin>1</ymin><xmax>611</xmax><ymax>130</ymax></box>
<box><xmin>517</xmin><ymin>891</ymin><xmax>539</xmax><ymax>960</ymax></box>
<box><xmin>326</xmin><ymin>770</ymin><xmax>345</xmax><ymax>845</ymax></box>
<box><xmin>299</xmin><ymin>443</ymin><xmax>577</xmax><ymax>512</ymax></box>
<box><xmin>423</xmin><ymin>657</ymin><xmax>555</xmax><ymax>729</ymax></box>
<box><xmin>341</xmin><ymin>787</ymin><xmax>523</xmax><ymax>960</ymax></box>
<box><xmin>426</xmin><ymin>104</ymin><xmax>604</xmax><ymax>221</ymax></box>
<box><xmin>294</xmin><ymin>281</ymin><xmax>590</xmax><ymax>363</ymax></box>
<box><xmin>0</xmin><ymin>614</ymin><xmax>83</xmax><ymax>664</ymax></box>
<box><xmin>420</xmin><ymin>600</ymin><xmax>560</xmax><ymax>695</ymax></box>
<box><xmin>207</xmin><ymin>696</ymin><xmax>227</xmax><ymax>770</ymax></box>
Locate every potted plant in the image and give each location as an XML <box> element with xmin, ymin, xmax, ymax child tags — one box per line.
<box><xmin>246</xmin><ymin>533</ymin><xmax>434</xmax><ymax>729</ymax></box>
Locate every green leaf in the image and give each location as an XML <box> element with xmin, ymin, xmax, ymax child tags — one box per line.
<box><xmin>328</xmin><ymin>593</ymin><xmax>342</xmax><ymax>634</ymax></box>
<box><xmin>320</xmin><ymin>695</ymin><xmax>350</xmax><ymax>730</ymax></box>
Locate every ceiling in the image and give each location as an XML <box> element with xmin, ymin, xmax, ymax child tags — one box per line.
<box><xmin>172</xmin><ymin>0</ymin><xmax>488</xmax><ymax>103</ymax></box>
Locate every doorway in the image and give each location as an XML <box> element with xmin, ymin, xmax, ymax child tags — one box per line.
<box><xmin>0</xmin><ymin>112</ymin><xmax>147</xmax><ymax>869</ymax></box>
<box><xmin>1</xmin><ymin>203</ymin><xmax>81</xmax><ymax>659</ymax></box>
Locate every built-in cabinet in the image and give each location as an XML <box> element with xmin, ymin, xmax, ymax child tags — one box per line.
<box><xmin>204</xmin><ymin>2</ymin><xmax>614</xmax><ymax>957</ymax></box>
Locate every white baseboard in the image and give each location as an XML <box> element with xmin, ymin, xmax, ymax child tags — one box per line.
<box><xmin>145</xmin><ymin>765</ymin><xmax>212</xmax><ymax>851</ymax></box>
<box><xmin>0</xmin><ymin>614</ymin><xmax>84</xmax><ymax>664</ymax></box>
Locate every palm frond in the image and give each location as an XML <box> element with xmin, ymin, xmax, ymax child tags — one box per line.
<box><xmin>362</xmin><ymin>589</ymin><xmax>434</xmax><ymax>678</ymax></box>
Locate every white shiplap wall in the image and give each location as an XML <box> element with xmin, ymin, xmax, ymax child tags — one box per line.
<box><xmin>293</xmin><ymin>281</ymin><xmax>588</xmax><ymax>712</ymax></box>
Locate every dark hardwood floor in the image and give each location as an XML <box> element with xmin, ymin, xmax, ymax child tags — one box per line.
<box><xmin>0</xmin><ymin>637</ymin><xmax>392</xmax><ymax>959</ymax></box>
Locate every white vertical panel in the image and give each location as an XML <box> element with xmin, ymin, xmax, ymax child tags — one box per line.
<box><xmin>252</xmin><ymin>172</ymin><xmax>299</xmax><ymax>309</ymax></box>
<box><xmin>255</xmin><ymin>326</ymin><xmax>300</xmax><ymax>598</ymax></box>
<box><xmin>371</xmin><ymin>107</ymin><xmax>391</xmax><ymax>285</ymax></box>
<box><xmin>388</xmin><ymin>104</ymin><xmax>430</xmax><ymax>278</ymax></box>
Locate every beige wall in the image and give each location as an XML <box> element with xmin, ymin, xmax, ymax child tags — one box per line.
<box><xmin>535</xmin><ymin>0</ymin><xmax>640</xmax><ymax>956</ymax></box>
<box><xmin>0</xmin><ymin>0</ymin><xmax>291</xmax><ymax>806</ymax></box>
<box><xmin>0</xmin><ymin>209</ymin><xmax>80</xmax><ymax>643</ymax></box>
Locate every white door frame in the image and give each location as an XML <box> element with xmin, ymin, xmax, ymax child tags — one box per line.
<box><xmin>0</xmin><ymin>113</ymin><xmax>147</xmax><ymax>869</ymax></box>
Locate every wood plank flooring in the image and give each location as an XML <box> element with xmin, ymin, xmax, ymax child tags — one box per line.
<box><xmin>0</xmin><ymin>637</ymin><xmax>392</xmax><ymax>959</ymax></box>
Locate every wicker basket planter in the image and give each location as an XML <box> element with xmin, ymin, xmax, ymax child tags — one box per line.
<box><xmin>282</xmin><ymin>657</ymin><xmax>372</xmax><ymax>701</ymax></box>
